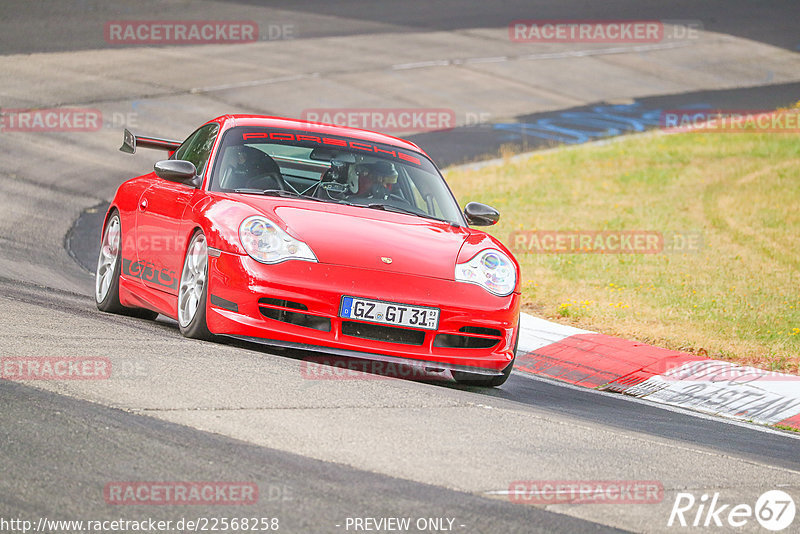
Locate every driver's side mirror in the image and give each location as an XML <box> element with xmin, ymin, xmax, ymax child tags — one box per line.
<box><xmin>463</xmin><ymin>202</ymin><xmax>500</xmax><ymax>226</ymax></box>
<box><xmin>154</xmin><ymin>160</ymin><xmax>201</xmax><ymax>187</ymax></box>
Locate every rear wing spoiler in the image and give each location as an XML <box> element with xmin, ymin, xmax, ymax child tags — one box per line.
<box><xmin>120</xmin><ymin>129</ymin><xmax>181</xmax><ymax>154</ymax></box>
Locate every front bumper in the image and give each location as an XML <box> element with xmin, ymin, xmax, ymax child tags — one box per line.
<box><xmin>206</xmin><ymin>252</ymin><xmax>520</xmax><ymax>373</ymax></box>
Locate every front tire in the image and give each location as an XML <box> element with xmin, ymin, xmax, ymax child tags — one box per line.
<box><xmin>451</xmin><ymin>358</ymin><xmax>515</xmax><ymax>387</ymax></box>
<box><xmin>178</xmin><ymin>230</ymin><xmax>213</xmax><ymax>340</ymax></box>
<box><xmin>451</xmin><ymin>327</ymin><xmax>518</xmax><ymax>387</ymax></box>
<box><xmin>95</xmin><ymin>211</ymin><xmax>157</xmax><ymax>320</ymax></box>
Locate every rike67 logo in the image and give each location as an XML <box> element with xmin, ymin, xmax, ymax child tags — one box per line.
<box><xmin>668</xmin><ymin>490</ymin><xmax>795</xmax><ymax>531</ymax></box>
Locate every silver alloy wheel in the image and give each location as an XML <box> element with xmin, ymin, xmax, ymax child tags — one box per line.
<box><xmin>178</xmin><ymin>233</ymin><xmax>208</xmax><ymax>328</ymax></box>
<box><xmin>95</xmin><ymin>215</ymin><xmax>121</xmax><ymax>303</ymax></box>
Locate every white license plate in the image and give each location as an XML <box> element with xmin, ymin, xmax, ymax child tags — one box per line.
<box><xmin>339</xmin><ymin>296</ymin><xmax>440</xmax><ymax>330</ymax></box>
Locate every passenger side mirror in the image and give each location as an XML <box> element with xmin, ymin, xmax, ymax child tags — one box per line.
<box><xmin>463</xmin><ymin>202</ymin><xmax>500</xmax><ymax>226</ymax></box>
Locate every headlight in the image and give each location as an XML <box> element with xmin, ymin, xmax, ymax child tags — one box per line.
<box><xmin>455</xmin><ymin>248</ymin><xmax>516</xmax><ymax>296</ymax></box>
<box><xmin>239</xmin><ymin>215</ymin><xmax>317</xmax><ymax>264</ymax></box>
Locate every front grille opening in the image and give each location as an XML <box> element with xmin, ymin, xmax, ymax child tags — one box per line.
<box><xmin>258</xmin><ymin>297</ymin><xmax>308</xmax><ymax>311</ymax></box>
<box><xmin>459</xmin><ymin>326</ymin><xmax>503</xmax><ymax>337</ymax></box>
<box><xmin>258</xmin><ymin>298</ymin><xmax>330</xmax><ymax>332</ymax></box>
<box><xmin>434</xmin><ymin>334</ymin><xmax>499</xmax><ymax>349</ymax></box>
<box><xmin>341</xmin><ymin>321</ymin><xmax>425</xmax><ymax>346</ymax></box>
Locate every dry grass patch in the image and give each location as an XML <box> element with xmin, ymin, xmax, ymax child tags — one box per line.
<box><xmin>446</xmin><ymin>129</ymin><xmax>800</xmax><ymax>373</ymax></box>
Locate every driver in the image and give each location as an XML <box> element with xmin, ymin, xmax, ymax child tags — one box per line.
<box><xmin>349</xmin><ymin>160</ymin><xmax>398</xmax><ymax>200</ymax></box>
<box><xmin>223</xmin><ymin>146</ymin><xmax>283</xmax><ymax>190</ymax></box>
<box><xmin>229</xmin><ymin>145</ymin><xmax>255</xmax><ymax>175</ymax></box>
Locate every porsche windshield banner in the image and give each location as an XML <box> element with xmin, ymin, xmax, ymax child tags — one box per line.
<box><xmin>238</xmin><ymin>128</ymin><xmax>427</xmax><ymax>168</ymax></box>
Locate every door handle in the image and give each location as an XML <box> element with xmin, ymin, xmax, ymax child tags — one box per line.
<box><xmin>139</xmin><ymin>198</ymin><xmax>148</xmax><ymax>211</ymax></box>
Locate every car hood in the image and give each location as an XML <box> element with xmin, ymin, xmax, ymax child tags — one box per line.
<box><xmin>240</xmin><ymin>198</ymin><xmax>471</xmax><ymax>279</ymax></box>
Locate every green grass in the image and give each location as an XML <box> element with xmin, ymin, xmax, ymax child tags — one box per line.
<box><xmin>445</xmin><ymin>126</ymin><xmax>800</xmax><ymax>373</ymax></box>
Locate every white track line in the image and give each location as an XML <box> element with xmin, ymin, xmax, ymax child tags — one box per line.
<box><xmin>192</xmin><ymin>42</ymin><xmax>693</xmax><ymax>93</ymax></box>
<box><xmin>192</xmin><ymin>72</ymin><xmax>321</xmax><ymax>94</ymax></box>
<box><xmin>393</xmin><ymin>41</ymin><xmax>691</xmax><ymax>70</ymax></box>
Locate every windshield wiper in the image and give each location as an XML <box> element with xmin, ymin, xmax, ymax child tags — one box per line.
<box><xmin>233</xmin><ymin>188</ymin><xmax>298</xmax><ymax>197</ymax></box>
<box><xmin>232</xmin><ymin>189</ymin><xmax>327</xmax><ymax>202</ymax></box>
<box><xmin>364</xmin><ymin>203</ymin><xmax>448</xmax><ymax>223</ymax></box>
<box><xmin>233</xmin><ymin>188</ymin><xmax>361</xmax><ymax>207</ymax></box>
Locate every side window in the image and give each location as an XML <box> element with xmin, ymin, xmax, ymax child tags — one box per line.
<box><xmin>173</xmin><ymin>123</ymin><xmax>219</xmax><ymax>176</ymax></box>
<box><xmin>406</xmin><ymin>174</ymin><xmax>428</xmax><ymax>212</ymax></box>
<box><xmin>404</xmin><ymin>168</ymin><xmax>444</xmax><ymax>217</ymax></box>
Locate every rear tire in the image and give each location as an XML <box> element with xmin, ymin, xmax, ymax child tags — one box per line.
<box><xmin>178</xmin><ymin>230</ymin><xmax>214</xmax><ymax>340</ymax></box>
<box><xmin>95</xmin><ymin>211</ymin><xmax>158</xmax><ymax>320</ymax></box>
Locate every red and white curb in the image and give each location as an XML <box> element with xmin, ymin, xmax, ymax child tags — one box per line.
<box><xmin>516</xmin><ymin>313</ymin><xmax>800</xmax><ymax>431</ymax></box>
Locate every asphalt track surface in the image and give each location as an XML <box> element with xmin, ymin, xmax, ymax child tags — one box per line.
<box><xmin>2</xmin><ymin>379</ymin><xmax>615</xmax><ymax>534</ymax></box>
<box><xmin>2</xmin><ymin>0</ymin><xmax>799</xmax><ymax>53</ymax></box>
<box><xmin>2</xmin><ymin>2</ymin><xmax>800</xmax><ymax>533</ymax></box>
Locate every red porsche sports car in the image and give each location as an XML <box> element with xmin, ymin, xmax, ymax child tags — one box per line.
<box><xmin>96</xmin><ymin>115</ymin><xmax>520</xmax><ymax>386</ymax></box>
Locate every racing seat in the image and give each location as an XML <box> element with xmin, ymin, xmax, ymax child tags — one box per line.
<box><xmin>221</xmin><ymin>146</ymin><xmax>286</xmax><ymax>191</ymax></box>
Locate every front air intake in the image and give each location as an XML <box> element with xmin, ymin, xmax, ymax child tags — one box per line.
<box><xmin>341</xmin><ymin>321</ymin><xmax>425</xmax><ymax>346</ymax></box>
<box><xmin>258</xmin><ymin>298</ymin><xmax>331</xmax><ymax>332</ymax></box>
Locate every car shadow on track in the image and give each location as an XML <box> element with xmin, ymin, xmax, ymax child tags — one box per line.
<box><xmin>148</xmin><ymin>314</ymin><xmax>509</xmax><ymax>392</ymax></box>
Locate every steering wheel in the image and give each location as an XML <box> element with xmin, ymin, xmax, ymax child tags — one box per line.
<box><xmin>244</xmin><ymin>172</ymin><xmax>286</xmax><ymax>191</ymax></box>
<box><xmin>365</xmin><ymin>187</ymin><xmax>415</xmax><ymax>209</ymax></box>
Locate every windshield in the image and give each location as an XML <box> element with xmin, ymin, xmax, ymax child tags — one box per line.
<box><xmin>209</xmin><ymin>126</ymin><xmax>465</xmax><ymax>225</ymax></box>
